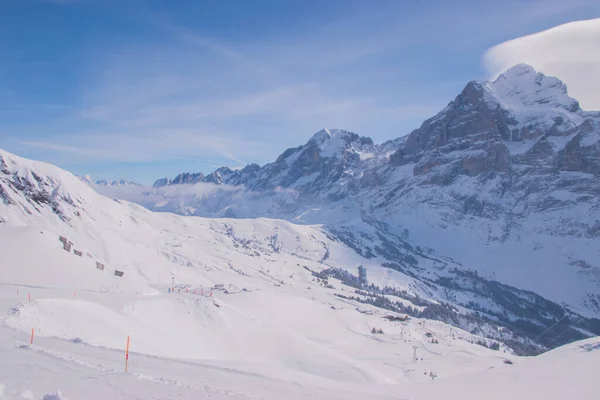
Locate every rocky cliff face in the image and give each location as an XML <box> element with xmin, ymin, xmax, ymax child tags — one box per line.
<box><xmin>143</xmin><ymin>65</ymin><xmax>600</xmax><ymax>317</ymax></box>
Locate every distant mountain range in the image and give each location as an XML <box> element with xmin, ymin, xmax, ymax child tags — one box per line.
<box><xmin>79</xmin><ymin>175</ymin><xmax>142</xmax><ymax>187</ymax></box>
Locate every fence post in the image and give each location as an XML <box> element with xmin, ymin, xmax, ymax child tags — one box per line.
<box><xmin>125</xmin><ymin>335</ymin><xmax>130</xmax><ymax>372</ymax></box>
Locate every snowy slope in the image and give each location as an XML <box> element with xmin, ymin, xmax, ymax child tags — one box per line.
<box><xmin>0</xmin><ymin>302</ymin><xmax>597</xmax><ymax>399</ymax></box>
<box><xmin>400</xmin><ymin>337</ymin><xmax>600</xmax><ymax>400</ymax></box>
<box><xmin>0</xmin><ymin>150</ymin><xmax>540</xmax><ymax>399</ymax></box>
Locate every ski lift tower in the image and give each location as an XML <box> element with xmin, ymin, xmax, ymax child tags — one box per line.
<box><xmin>412</xmin><ymin>346</ymin><xmax>418</xmax><ymax>363</ymax></box>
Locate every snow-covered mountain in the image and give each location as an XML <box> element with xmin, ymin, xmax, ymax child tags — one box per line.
<box><xmin>95</xmin><ymin>179</ymin><xmax>141</xmax><ymax>187</ymax></box>
<box><xmin>138</xmin><ymin>65</ymin><xmax>600</xmax><ymax>324</ymax></box>
<box><xmin>79</xmin><ymin>175</ymin><xmax>141</xmax><ymax>187</ymax></box>
<box><xmin>1</xmin><ymin>125</ymin><xmax>599</xmax><ymax>356</ymax></box>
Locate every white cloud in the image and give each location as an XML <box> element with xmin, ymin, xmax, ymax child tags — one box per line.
<box><xmin>93</xmin><ymin>181</ymin><xmax>241</xmax><ymax>205</ymax></box>
<box><xmin>483</xmin><ymin>18</ymin><xmax>600</xmax><ymax>111</ymax></box>
<box><xmin>19</xmin><ymin>130</ymin><xmax>274</xmax><ymax>166</ymax></box>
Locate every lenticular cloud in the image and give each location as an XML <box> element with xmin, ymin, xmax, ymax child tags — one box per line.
<box><xmin>482</xmin><ymin>18</ymin><xmax>600</xmax><ymax>111</ymax></box>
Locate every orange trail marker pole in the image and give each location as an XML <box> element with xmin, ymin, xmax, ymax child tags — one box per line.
<box><xmin>28</xmin><ymin>293</ymin><xmax>31</xmax><ymax>302</ymax></box>
<box><xmin>125</xmin><ymin>335</ymin><xmax>130</xmax><ymax>372</ymax></box>
<box><xmin>30</xmin><ymin>328</ymin><xmax>34</xmax><ymax>345</ymax></box>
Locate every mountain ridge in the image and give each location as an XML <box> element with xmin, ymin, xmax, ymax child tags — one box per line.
<box><xmin>153</xmin><ymin>64</ymin><xmax>599</xmax><ymax>190</ymax></box>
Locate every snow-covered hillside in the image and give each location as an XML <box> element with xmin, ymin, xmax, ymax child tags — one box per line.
<box><xmin>0</xmin><ymin>148</ymin><xmax>523</xmax><ymax>399</ymax></box>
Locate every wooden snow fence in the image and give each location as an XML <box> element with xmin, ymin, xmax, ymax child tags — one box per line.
<box><xmin>58</xmin><ymin>235</ymin><xmax>119</xmax><ymax>278</ymax></box>
<box><xmin>59</xmin><ymin>236</ymin><xmax>72</xmax><ymax>252</ymax></box>
<box><xmin>383</xmin><ymin>315</ymin><xmax>410</xmax><ymax>322</ymax></box>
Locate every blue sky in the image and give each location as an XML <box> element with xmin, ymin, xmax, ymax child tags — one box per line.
<box><xmin>1</xmin><ymin>0</ymin><xmax>599</xmax><ymax>184</ymax></box>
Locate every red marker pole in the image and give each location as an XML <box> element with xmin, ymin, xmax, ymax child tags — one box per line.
<box><xmin>28</xmin><ymin>293</ymin><xmax>31</xmax><ymax>303</ymax></box>
<box><xmin>125</xmin><ymin>335</ymin><xmax>130</xmax><ymax>372</ymax></box>
<box><xmin>30</xmin><ymin>328</ymin><xmax>34</xmax><ymax>345</ymax></box>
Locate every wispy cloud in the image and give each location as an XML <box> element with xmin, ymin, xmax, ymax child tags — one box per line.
<box><xmin>19</xmin><ymin>129</ymin><xmax>276</xmax><ymax>166</ymax></box>
<box><xmin>93</xmin><ymin>181</ymin><xmax>242</xmax><ymax>205</ymax></box>
<box><xmin>20</xmin><ymin>140</ymin><xmax>114</xmax><ymax>159</ymax></box>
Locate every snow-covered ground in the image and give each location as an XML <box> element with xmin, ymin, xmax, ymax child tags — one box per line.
<box><xmin>0</xmin><ymin>224</ymin><xmax>507</xmax><ymax>398</ymax></box>
<box><xmin>1</xmin><ymin>278</ymin><xmax>598</xmax><ymax>400</ymax></box>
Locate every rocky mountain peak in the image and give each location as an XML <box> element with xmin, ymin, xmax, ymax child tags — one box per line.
<box><xmin>486</xmin><ymin>63</ymin><xmax>580</xmax><ymax>113</ymax></box>
<box><xmin>499</xmin><ymin>63</ymin><xmax>537</xmax><ymax>78</ymax></box>
<box><xmin>389</xmin><ymin>64</ymin><xmax>599</xmax><ymax>181</ymax></box>
<box><xmin>307</xmin><ymin>129</ymin><xmax>374</xmax><ymax>158</ymax></box>
<box><xmin>308</xmin><ymin>128</ymin><xmax>358</xmax><ymax>144</ymax></box>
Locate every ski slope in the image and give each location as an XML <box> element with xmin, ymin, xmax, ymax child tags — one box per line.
<box><xmin>1</xmin><ymin>307</ymin><xmax>598</xmax><ymax>400</ymax></box>
<box><xmin>0</xmin><ymin>224</ymin><xmax>506</xmax><ymax>388</ymax></box>
<box><xmin>400</xmin><ymin>337</ymin><xmax>600</xmax><ymax>400</ymax></box>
